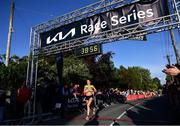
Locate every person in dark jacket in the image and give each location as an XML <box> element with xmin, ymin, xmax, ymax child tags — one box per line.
<box><xmin>0</xmin><ymin>88</ymin><xmax>6</xmax><ymax>121</ymax></box>
<box><xmin>163</xmin><ymin>65</ymin><xmax>180</xmax><ymax>115</ymax></box>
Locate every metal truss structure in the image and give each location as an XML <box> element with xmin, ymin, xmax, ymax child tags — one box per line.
<box><xmin>26</xmin><ymin>0</ymin><xmax>180</xmax><ymax>116</ymax></box>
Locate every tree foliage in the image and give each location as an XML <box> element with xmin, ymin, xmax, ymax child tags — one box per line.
<box><xmin>84</xmin><ymin>52</ymin><xmax>117</xmax><ymax>88</ymax></box>
<box><xmin>0</xmin><ymin>53</ymin><xmax>162</xmax><ymax>91</ymax></box>
<box><xmin>38</xmin><ymin>58</ymin><xmax>57</xmax><ymax>84</ymax></box>
<box><xmin>63</xmin><ymin>55</ymin><xmax>91</xmax><ymax>84</ymax></box>
<box><xmin>118</xmin><ymin>66</ymin><xmax>161</xmax><ymax>90</ymax></box>
<box><xmin>0</xmin><ymin>55</ymin><xmax>28</xmax><ymax>89</ymax></box>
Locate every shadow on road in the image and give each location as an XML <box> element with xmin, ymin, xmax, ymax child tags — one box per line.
<box><xmin>37</xmin><ymin>96</ymin><xmax>180</xmax><ymax>125</ymax></box>
<box><xmin>83</xmin><ymin>106</ymin><xmax>104</xmax><ymax>126</ymax></box>
<box><xmin>125</xmin><ymin>96</ymin><xmax>180</xmax><ymax>125</ymax></box>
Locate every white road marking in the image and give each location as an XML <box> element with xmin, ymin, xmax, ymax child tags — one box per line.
<box><xmin>109</xmin><ymin>102</ymin><xmax>141</xmax><ymax>126</ymax></box>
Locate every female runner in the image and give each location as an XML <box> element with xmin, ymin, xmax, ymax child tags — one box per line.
<box><xmin>83</xmin><ymin>80</ymin><xmax>97</xmax><ymax>120</ymax></box>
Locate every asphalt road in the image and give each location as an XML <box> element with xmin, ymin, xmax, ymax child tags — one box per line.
<box><xmin>38</xmin><ymin>96</ymin><xmax>180</xmax><ymax>125</ymax></box>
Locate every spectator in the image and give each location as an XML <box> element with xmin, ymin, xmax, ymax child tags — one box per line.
<box><xmin>72</xmin><ymin>84</ymin><xmax>80</xmax><ymax>98</ymax></box>
<box><xmin>16</xmin><ymin>83</ymin><xmax>32</xmax><ymax>118</ymax></box>
<box><xmin>163</xmin><ymin>65</ymin><xmax>180</xmax><ymax>76</ymax></box>
<box><xmin>46</xmin><ymin>82</ymin><xmax>57</xmax><ymax>112</ymax></box>
<box><xmin>62</xmin><ymin>84</ymin><xmax>71</xmax><ymax>96</ymax></box>
<box><xmin>0</xmin><ymin>88</ymin><xmax>6</xmax><ymax>121</ymax></box>
<box><xmin>9</xmin><ymin>88</ymin><xmax>17</xmax><ymax>119</ymax></box>
<box><xmin>36</xmin><ymin>83</ymin><xmax>44</xmax><ymax>114</ymax></box>
<box><xmin>57</xmin><ymin>84</ymin><xmax>71</xmax><ymax>118</ymax></box>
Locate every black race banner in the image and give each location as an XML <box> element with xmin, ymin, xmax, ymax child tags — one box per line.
<box><xmin>40</xmin><ymin>0</ymin><xmax>169</xmax><ymax>47</ymax></box>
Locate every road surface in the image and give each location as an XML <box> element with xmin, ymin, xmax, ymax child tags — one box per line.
<box><xmin>38</xmin><ymin>96</ymin><xmax>180</xmax><ymax>125</ymax></box>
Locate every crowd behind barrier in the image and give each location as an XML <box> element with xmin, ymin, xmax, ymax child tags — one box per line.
<box><xmin>55</xmin><ymin>91</ymin><xmax>157</xmax><ymax>109</ymax></box>
<box><xmin>0</xmin><ymin>83</ymin><xmax>159</xmax><ymax>123</ymax></box>
<box><xmin>53</xmin><ymin>86</ymin><xmax>159</xmax><ymax>116</ymax></box>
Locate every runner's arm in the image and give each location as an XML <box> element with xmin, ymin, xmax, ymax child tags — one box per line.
<box><xmin>93</xmin><ymin>86</ymin><xmax>97</xmax><ymax>93</ymax></box>
<box><xmin>83</xmin><ymin>87</ymin><xmax>88</xmax><ymax>94</ymax></box>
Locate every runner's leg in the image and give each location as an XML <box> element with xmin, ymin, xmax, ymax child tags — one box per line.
<box><xmin>86</xmin><ymin>98</ymin><xmax>93</xmax><ymax>120</ymax></box>
<box><xmin>85</xmin><ymin>100</ymin><xmax>90</xmax><ymax>120</ymax></box>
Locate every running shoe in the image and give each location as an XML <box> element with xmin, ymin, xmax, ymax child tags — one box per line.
<box><xmin>85</xmin><ymin>116</ymin><xmax>89</xmax><ymax>120</ymax></box>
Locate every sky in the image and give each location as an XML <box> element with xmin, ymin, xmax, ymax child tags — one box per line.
<box><xmin>1</xmin><ymin>0</ymin><xmax>180</xmax><ymax>84</ymax></box>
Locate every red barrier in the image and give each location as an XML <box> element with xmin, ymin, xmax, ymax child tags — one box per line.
<box><xmin>126</xmin><ymin>94</ymin><xmax>146</xmax><ymax>101</ymax></box>
<box><xmin>138</xmin><ymin>94</ymin><xmax>145</xmax><ymax>99</ymax></box>
<box><xmin>126</xmin><ymin>92</ymin><xmax>157</xmax><ymax>101</ymax></box>
<box><xmin>127</xmin><ymin>93</ymin><xmax>156</xmax><ymax>101</ymax></box>
<box><xmin>127</xmin><ymin>95</ymin><xmax>138</xmax><ymax>101</ymax></box>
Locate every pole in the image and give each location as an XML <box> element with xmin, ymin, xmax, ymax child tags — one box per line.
<box><xmin>33</xmin><ymin>59</ymin><xmax>38</xmax><ymax>117</ymax></box>
<box><xmin>172</xmin><ymin>0</ymin><xmax>180</xmax><ymax>33</ymax></box>
<box><xmin>166</xmin><ymin>55</ymin><xmax>171</xmax><ymax>65</ymax></box>
<box><xmin>172</xmin><ymin>0</ymin><xmax>180</xmax><ymax>23</ymax></box>
<box><xmin>5</xmin><ymin>0</ymin><xmax>15</xmax><ymax>67</ymax></box>
<box><xmin>26</xmin><ymin>28</ymin><xmax>33</xmax><ymax>116</ymax></box>
<box><xmin>169</xmin><ymin>30</ymin><xmax>180</xmax><ymax>65</ymax></box>
<box><xmin>56</xmin><ymin>53</ymin><xmax>63</xmax><ymax>85</ymax></box>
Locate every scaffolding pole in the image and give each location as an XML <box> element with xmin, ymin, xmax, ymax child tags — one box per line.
<box><xmin>5</xmin><ymin>0</ymin><xmax>15</xmax><ymax>67</ymax></box>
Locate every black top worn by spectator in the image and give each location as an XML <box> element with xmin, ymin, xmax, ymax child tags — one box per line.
<box><xmin>0</xmin><ymin>89</ymin><xmax>5</xmax><ymax>107</ymax></box>
<box><xmin>58</xmin><ymin>85</ymin><xmax>71</xmax><ymax>96</ymax></box>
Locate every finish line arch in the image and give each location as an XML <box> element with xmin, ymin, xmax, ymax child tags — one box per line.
<box><xmin>26</xmin><ymin>0</ymin><xmax>180</xmax><ymax>115</ymax></box>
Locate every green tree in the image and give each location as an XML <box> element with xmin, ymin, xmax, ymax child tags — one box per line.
<box><xmin>152</xmin><ymin>77</ymin><xmax>162</xmax><ymax>90</ymax></box>
<box><xmin>118</xmin><ymin>66</ymin><xmax>157</xmax><ymax>90</ymax></box>
<box><xmin>0</xmin><ymin>53</ymin><xmax>162</xmax><ymax>91</ymax></box>
<box><xmin>118</xmin><ymin>65</ymin><xmax>129</xmax><ymax>89</ymax></box>
<box><xmin>0</xmin><ymin>55</ymin><xmax>28</xmax><ymax>89</ymax></box>
<box><xmin>63</xmin><ymin>55</ymin><xmax>91</xmax><ymax>84</ymax></box>
<box><xmin>38</xmin><ymin>58</ymin><xmax>57</xmax><ymax>84</ymax></box>
<box><xmin>96</xmin><ymin>52</ymin><xmax>115</xmax><ymax>87</ymax></box>
<box><xmin>84</xmin><ymin>52</ymin><xmax>117</xmax><ymax>88</ymax></box>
